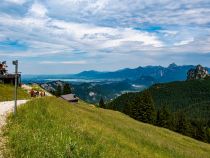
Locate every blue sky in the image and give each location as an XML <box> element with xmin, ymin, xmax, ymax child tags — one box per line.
<box><xmin>0</xmin><ymin>0</ymin><xmax>210</xmax><ymax>74</ymax></box>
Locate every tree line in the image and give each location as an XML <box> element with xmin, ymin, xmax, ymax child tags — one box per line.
<box><xmin>100</xmin><ymin>91</ymin><xmax>210</xmax><ymax>143</ymax></box>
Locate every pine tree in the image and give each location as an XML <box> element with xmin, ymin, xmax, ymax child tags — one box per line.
<box><xmin>131</xmin><ymin>91</ymin><xmax>155</xmax><ymax>124</ymax></box>
<box><xmin>99</xmin><ymin>97</ymin><xmax>105</xmax><ymax>108</ymax></box>
<box><xmin>196</xmin><ymin>125</ymin><xmax>207</xmax><ymax>142</ymax></box>
<box><xmin>156</xmin><ymin>106</ymin><xmax>171</xmax><ymax>128</ymax></box>
<box><xmin>156</xmin><ymin>109</ymin><xmax>161</xmax><ymax>126</ymax></box>
<box><xmin>175</xmin><ymin>112</ymin><xmax>192</xmax><ymax>136</ymax></box>
<box><xmin>63</xmin><ymin>83</ymin><xmax>71</xmax><ymax>95</ymax></box>
<box><xmin>207</xmin><ymin>128</ymin><xmax>210</xmax><ymax>143</ymax></box>
<box><xmin>55</xmin><ymin>85</ymin><xmax>62</xmax><ymax>97</ymax></box>
<box><xmin>192</xmin><ymin>121</ymin><xmax>208</xmax><ymax>142</ymax></box>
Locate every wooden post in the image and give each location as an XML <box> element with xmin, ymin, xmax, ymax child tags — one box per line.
<box><xmin>13</xmin><ymin>60</ymin><xmax>18</xmax><ymax>115</ymax></box>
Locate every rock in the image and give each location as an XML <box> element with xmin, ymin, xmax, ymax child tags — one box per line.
<box><xmin>187</xmin><ymin>65</ymin><xmax>209</xmax><ymax>80</ymax></box>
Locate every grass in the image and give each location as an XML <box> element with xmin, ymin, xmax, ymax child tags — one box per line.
<box><xmin>31</xmin><ymin>84</ymin><xmax>44</xmax><ymax>91</ymax></box>
<box><xmin>4</xmin><ymin>97</ymin><xmax>210</xmax><ymax>158</ymax></box>
<box><xmin>0</xmin><ymin>84</ymin><xmax>30</xmax><ymax>102</ymax></box>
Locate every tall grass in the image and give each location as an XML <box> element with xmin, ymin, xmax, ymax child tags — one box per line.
<box><xmin>0</xmin><ymin>84</ymin><xmax>29</xmax><ymax>102</ymax></box>
<box><xmin>4</xmin><ymin>97</ymin><xmax>210</xmax><ymax>158</ymax></box>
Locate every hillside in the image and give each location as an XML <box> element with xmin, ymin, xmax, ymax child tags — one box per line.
<box><xmin>0</xmin><ymin>84</ymin><xmax>29</xmax><ymax>102</ymax></box>
<box><xmin>148</xmin><ymin>78</ymin><xmax>210</xmax><ymax>121</ymax></box>
<box><xmin>4</xmin><ymin>97</ymin><xmax>210</xmax><ymax>158</ymax></box>
<box><xmin>108</xmin><ymin>78</ymin><xmax>210</xmax><ymax>121</ymax></box>
<box><xmin>40</xmin><ymin>80</ymin><xmax>143</xmax><ymax>104</ymax></box>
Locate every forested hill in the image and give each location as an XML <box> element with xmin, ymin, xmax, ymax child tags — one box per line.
<box><xmin>148</xmin><ymin>78</ymin><xmax>210</xmax><ymax>120</ymax></box>
<box><xmin>108</xmin><ymin>78</ymin><xmax>210</xmax><ymax>121</ymax></box>
<box><xmin>107</xmin><ymin>78</ymin><xmax>210</xmax><ymax>143</ymax></box>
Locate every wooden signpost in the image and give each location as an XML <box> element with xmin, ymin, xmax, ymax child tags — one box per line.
<box><xmin>13</xmin><ymin>60</ymin><xmax>18</xmax><ymax>115</ymax></box>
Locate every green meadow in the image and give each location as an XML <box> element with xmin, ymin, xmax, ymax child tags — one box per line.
<box><xmin>4</xmin><ymin>97</ymin><xmax>210</xmax><ymax>158</ymax></box>
<box><xmin>0</xmin><ymin>84</ymin><xmax>29</xmax><ymax>102</ymax></box>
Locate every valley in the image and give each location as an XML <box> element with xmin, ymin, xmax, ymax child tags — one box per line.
<box><xmin>22</xmin><ymin>63</ymin><xmax>210</xmax><ymax>104</ymax></box>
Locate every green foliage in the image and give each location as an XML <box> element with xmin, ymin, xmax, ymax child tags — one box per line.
<box><xmin>0</xmin><ymin>83</ymin><xmax>29</xmax><ymax>101</ymax></box>
<box><xmin>156</xmin><ymin>106</ymin><xmax>171</xmax><ymax>128</ymax></box>
<box><xmin>55</xmin><ymin>85</ymin><xmax>62</xmax><ymax>97</ymax></box>
<box><xmin>107</xmin><ymin>91</ymin><xmax>155</xmax><ymax>124</ymax></box>
<box><xmin>130</xmin><ymin>91</ymin><xmax>155</xmax><ymax>124</ymax></box>
<box><xmin>175</xmin><ymin>112</ymin><xmax>192</xmax><ymax>137</ymax></box>
<box><xmin>99</xmin><ymin>97</ymin><xmax>105</xmax><ymax>108</ymax></box>
<box><xmin>191</xmin><ymin>121</ymin><xmax>209</xmax><ymax>142</ymax></box>
<box><xmin>52</xmin><ymin>83</ymin><xmax>72</xmax><ymax>97</ymax></box>
<box><xmin>207</xmin><ymin>128</ymin><xmax>210</xmax><ymax>142</ymax></box>
<box><xmin>149</xmin><ymin>79</ymin><xmax>210</xmax><ymax>121</ymax></box>
<box><xmin>4</xmin><ymin>97</ymin><xmax>210</xmax><ymax>158</ymax></box>
<box><xmin>63</xmin><ymin>83</ymin><xmax>71</xmax><ymax>95</ymax></box>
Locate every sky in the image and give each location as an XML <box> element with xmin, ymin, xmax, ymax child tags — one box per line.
<box><xmin>0</xmin><ymin>0</ymin><xmax>210</xmax><ymax>74</ymax></box>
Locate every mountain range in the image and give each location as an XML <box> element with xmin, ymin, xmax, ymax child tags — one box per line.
<box><xmin>22</xmin><ymin>63</ymin><xmax>210</xmax><ymax>104</ymax></box>
<box><xmin>23</xmin><ymin>63</ymin><xmax>210</xmax><ymax>83</ymax></box>
<box><xmin>73</xmin><ymin>63</ymin><xmax>210</xmax><ymax>83</ymax></box>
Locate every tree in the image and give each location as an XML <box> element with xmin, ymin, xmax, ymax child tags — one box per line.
<box><xmin>175</xmin><ymin>112</ymin><xmax>192</xmax><ymax>136</ymax></box>
<box><xmin>131</xmin><ymin>91</ymin><xmax>155</xmax><ymax>124</ymax></box>
<box><xmin>55</xmin><ymin>85</ymin><xmax>62</xmax><ymax>97</ymax></box>
<box><xmin>207</xmin><ymin>128</ymin><xmax>210</xmax><ymax>143</ymax></box>
<box><xmin>156</xmin><ymin>106</ymin><xmax>171</xmax><ymax>128</ymax></box>
<box><xmin>156</xmin><ymin>109</ymin><xmax>161</xmax><ymax>126</ymax></box>
<box><xmin>99</xmin><ymin>97</ymin><xmax>106</xmax><ymax>108</ymax></box>
<box><xmin>63</xmin><ymin>83</ymin><xmax>71</xmax><ymax>95</ymax></box>
<box><xmin>191</xmin><ymin>121</ymin><xmax>208</xmax><ymax>142</ymax></box>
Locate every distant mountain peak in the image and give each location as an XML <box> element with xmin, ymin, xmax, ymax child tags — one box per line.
<box><xmin>168</xmin><ymin>63</ymin><xmax>178</xmax><ymax>68</ymax></box>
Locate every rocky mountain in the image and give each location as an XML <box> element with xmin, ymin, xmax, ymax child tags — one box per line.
<box><xmin>73</xmin><ymin>63</ymin><xmax>210</xmax><ymax>83</ymax></box>
<box><xmin>22</xmin><ymin>63</ymin><xmax>210</xmax><ymax>84</ymax></box>
<box><xmin>187</xmin><ymin>65</ymin><xmax>209</xmax><ymax>80</ymax></box>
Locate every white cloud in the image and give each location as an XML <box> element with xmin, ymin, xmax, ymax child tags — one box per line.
<box><xmin>0</xmin><ymin>8</ymin><xmax>209</xmax><ymax>60</ymax></box>
<box><xmin>28</xmin><ymin>2</ymin><xmax>48</xmax><ymax>18</ymax></box>
<box><xmin>174</xmin><ymin>38</ymin><xmax>194</xmax><ymax>46</ymax></box>
<box><xmin>87</xmin><ymin>0</ymin><xmax>110</xmax><ymax>13</ymax></box>
<box><xmin>51</xmin><ymin>20</ymin><xmax>163</xmax><ymax>48</ymax></box>
<box><xmin>4</xmin><ymin>0</ymin><xmax>26</xmax><ymax>4</ymax></box>
<box><xmin>40</xmin><ymin>61</ymin><xmax>87</xmax><ymax>65</ymax></box>
<box><xmin>45</xmin><ymin>0</ymin><xmax>210</xmax><ymax>26</ymax></box>
<box><xmin>0</xmin><ymin>7</ymin><xmax>164</xmax><ymax>58</ymax></box>
<box><xmin>1</xmin><ymin>0</ymin><xmax>210</xmax><ymax>73</ymax></box>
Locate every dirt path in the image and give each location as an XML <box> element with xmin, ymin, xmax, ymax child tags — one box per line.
<box><xmin>21</xmin><ymin>84</ymin><xmax>52</xmax><ymax>96</ymax></box>
<box><xmin>0</xmin><ymin>100</ymin><xmax>28</xmax><ymax>158</ymax></box>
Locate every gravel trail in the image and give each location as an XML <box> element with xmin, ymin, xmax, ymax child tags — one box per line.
<box><xmin>0</xmin><ymin>100</ymin><xmax>28</xmax><ymax>158</ymax></box>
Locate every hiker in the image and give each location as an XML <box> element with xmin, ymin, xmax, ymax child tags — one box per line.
<box><xmin>36</xmin><ymin>91</ymin><xmax>39</xmax><ymax>97</ymax></box>
<box><xmin>40</xmin><ymin>91</ymin><xmax>44</xmax><ymax>97</ymax></box>
<box><xmin>30</xmin><ymin>90</ymin><xmax>35</xmax><ymax>97</ymax></box>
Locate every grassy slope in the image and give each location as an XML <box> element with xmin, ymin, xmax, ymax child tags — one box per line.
<box><xmin>0</xmin><ymin>84</ymin><xmax>29</xmax><ymax>102</ymax></box>
<box><xmin>4</xmin><ymin>97</ymin><xmax>210</xmax><ymax>158</ymax></box>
